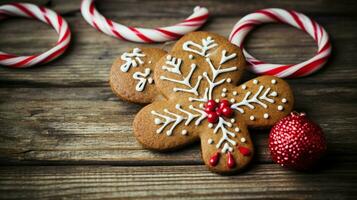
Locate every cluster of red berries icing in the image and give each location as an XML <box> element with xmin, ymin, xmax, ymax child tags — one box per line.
<box><xmin>204</xmin><ymin>99</ymin><xmax>233</xmax><ymax>123</ymax></box>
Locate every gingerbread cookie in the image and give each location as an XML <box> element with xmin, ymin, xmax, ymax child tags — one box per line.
<box><xmin>110</xmin><ymin>32</ymin><xmax>294</xmax><ymax>174</ymax></box>
<box><xmin>110</xmin><ymin>47</ymin><xmax>167</xmax><ymax>103</ymax></box>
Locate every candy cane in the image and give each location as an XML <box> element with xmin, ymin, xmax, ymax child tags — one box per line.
<box><xmin>80</xmin><ymin>0</ymin><xmax>209</xmax><ymax>43</ymax></box>
<box><xmin>229</xmin><ymin>8</ymin><xmax>331</xmax><ymax>78</ymax></box>
<box><xmin>0</xmin><ymin>3</ymin><xmax>71</xmax><ymax>68</ymax></box>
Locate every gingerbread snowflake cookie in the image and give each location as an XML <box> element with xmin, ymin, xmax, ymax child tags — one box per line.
<box><xmin>110</xmin><ymin>47</ymin><xmax>166</xmax><ymax>103</ymax></box>
<box><xmin>110</xmin><ymin>32</ymin><xmax>294</xmax><ymax>174</ymax></box>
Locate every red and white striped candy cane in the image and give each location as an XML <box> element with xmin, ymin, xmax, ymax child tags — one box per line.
<box><xmin>80</xmin><ymin>0</ymin><xmax>209</xmax><ymax>43</ymax></box>
<box><xmin>0</xmin><ymin>3</ymin><xmax>71</xmax><ymax>68</ymax></box>
<box><xmin>229</xmin><ymin>8</ymin><xmax>331</xmax><ymax>78</ymax></box>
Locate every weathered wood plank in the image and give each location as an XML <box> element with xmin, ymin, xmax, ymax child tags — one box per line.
<box><xmin>0</xmin><ymin>15</ymin><xmax>356</xmax><ymax>86</ymax></box>
<box><xmin>0</xmin><ymin>84</ymin><xmax>356</xmax><ymax>164</ymax></box>
<box><xmin>0</xmin><ymin>164</ymin><xmax>356</xmax><ymax>199</ymax></box>
<box><xmin>7</xmin><ymin>0</ymin><xmax>355</xmax><ymax>16</ymax></box>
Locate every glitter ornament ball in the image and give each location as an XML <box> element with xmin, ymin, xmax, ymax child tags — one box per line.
<box><xmin>269</xmin><ymin>112</ymin><xmax>327</xmax><ymax>170</ymax></box>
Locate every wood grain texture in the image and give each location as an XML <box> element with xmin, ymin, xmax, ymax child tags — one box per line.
<box><xmin>0</xmin><ymin>164</ymin><xmax>357</xmax><ymax>200</ymax></box>
<box><xmin>0</xmin><ymin>0</ymin><xmax>357</xmax><ymax>199</ymax></box>
<box><xmin>0</xmin><ymin>85</ymin><xmax>356</xmax><ymax>165</ymax></box>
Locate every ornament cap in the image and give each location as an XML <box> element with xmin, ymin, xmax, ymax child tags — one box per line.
<box><xmin>291</xmin><ymin>111</ymin><xmax>306</xmax><ymax>117</ymax></box>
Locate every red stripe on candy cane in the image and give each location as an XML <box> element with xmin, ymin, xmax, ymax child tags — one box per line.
<box><xmin>80</xmin><ymin>0</ymin><xmax>209</xmax><ymax>43</ymax></box>
<box><xmin>229</xmin><ymin>8</ymin><xmax>331</xmax><ymax>78</ymax></box>
<box><xmin>0</xmin><ymin>3</ymin><xmax>71</xmax><ymax>68</ymax></box>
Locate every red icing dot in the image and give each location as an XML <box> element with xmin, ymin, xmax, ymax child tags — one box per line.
<box><xmin>238</xmin><ymin>146</ymin><xmax>251</xmax><ymax>156</ymax></box>
<box><xmin>209</xmin><ymin>152</ymin><xmax>220</xmax><ymax>166</ymax></box>
<box><xmin>227</xmin><ymin>152</ymin><xmax>236</xmax><ymax>169</ymax></box>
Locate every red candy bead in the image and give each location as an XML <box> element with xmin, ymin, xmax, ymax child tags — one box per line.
<box><xmin>215</xmin><ymin>107</ymin><xmax>222</xmax><ymax>116</ymax></box>
<box><xmin>204</xmin><ymin>106</ymin><xmax>213</xmax><ymax>113</ymax></box>
<box><xmin>219</xmin><ymin>99</ymin><xmax>230</xmax><ymax>109</ymax></box>
<box><xmin>227</xmin><ymin>152</ymin><xmax>236</xmax><ymax>169</ymax></box>
<box><xmin>205</xmin><ymin>100</ymin><xmax>217</xmax><ymax>109</ymax></box>
<box><xmin>209</xmin><ymin>152</ymin><xmax>220</xmax><ymax>166</ymax></box>
<box><xmin>221</xmin><ymin>107</ymin><xmax>233</xmax><ymax>117</ymax></box>
<box><xmin>238</xmin><ymin>146</ymin><xmax>251</xmax><ymax>156</ymax></box>
<box><xmin>207</xmin><ymin>111</ymin><xmax>218</xmax><ymax>123</ymax></box>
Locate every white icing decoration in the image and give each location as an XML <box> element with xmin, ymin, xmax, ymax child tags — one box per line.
<box><xmin>250</xmin><ymin>115</ymin><xmax>255</xmax><ymax>121</ymax></box>
<box><xmin>253</xmin><ymin>79</ymin><xmax>258</xmax><ymax>84</ymax></box>
<box><xmin>231</xmin><ymin>85</ymin><xmax>276</xmax><ymax>113</ymax></box>
<box><xmin>208</xmin><ymin>123</ymin><xmax>213</xmax><ymax>128</ymax></box>
<box><xmin>226</xmin><ymin>78</ymin><xmax>232</xmax><ymax>83</ymax></box>
<box><xmin>208</xmin><ymin>138</ymin><xmax>214</xmax><ymax>144</ymax></box>
<box><xmin>181</xmin><ymin>130</ymin><xmax>188</xmax><ymax>135</ymax></box>
<box><xmin>271</xmin><ymin>79</ymin><xmax>277</xmax><ymax>84</ymax></box>
<box><xmin>240</xmin><ymin>137</ymin><xmax>246</xmax><ymax>143</ymax></box>
<box><xmin>182</xmin><ymin>36</ymin><xmax>218</xmax><ymax>57</ymax></box>
<box><xmin>189</xmin><ymin>54</ymin><xmax>194</xmax><ymax>60</ymax></box>
<box><xmin>206</xmin><ymin>56</ymin><xmax>237</xmax><ymax>81</ymax></box>
<box><xmin>148</xmin><ymin>77</ymin><xmax>153</xmax><ymax>84</ymax></box>
<box><xmin>120</xmin><ymin>48</ymin><xmax>145</xmax><ymax>72</ymax></box>
<box><xmin>242</xmin><ymin>85</ymin><xmax>247</xmax><ymax>90</ymax></box>
<box><xmin>221</xmin><ymin>93</ymin><xmax>226</xmax><ymax>97</ymax></box>
<box><xmin>162</xmin><ymin>55</ymin><xmax>182</xmax><ymax>74</ymax></box>
<box><xmin>199</xmin><ymin>103</ymin><xmax>204</xmax><ymax>109</ymax></box>
<box><xmin>154</xmin><ymin>118</ymin><xmax>161</xmax><ymax>125</ymax></box>
<box><xmin>132</xmin><ymin>68</ymin><xmax>152</xmax><ymax>92</ymax></box>
<box><xmin>282</xmin><ymin>98</ymin><xmax>287</xmax><ymax>103</ymax></box>
<box><xmin>230</xmin><ymin>119</ymin><xmax>235</xmax><ymax>123</ymax></box>
<box><xmin>234</xmin><ymin>127</ymin><xmax>240</xmax><ymax>132</ymax></box>
<box><xmin>190</xmin><ymin>56</ymin><xmax>237</xmax><ymax>102</ymax></box>
<box><xmin>233</xmin><ymin>91</ymin><xmax>238</xmax><ymax>96</ymax></box>
<box><xmin>222</xmin><ymin>88</ymin><xmax>227</xmax><ymax>92</ymax></box>
<box><xmin>264</xmin><ymin>113</ymin><xmax>269</xmax><ymax>119</ymax></box>
<box><xmin>151</xmin><ymin>105</ymin><xmax>207</xmax><ymax>136</ymax></box>
<box><xmin>160</xmin><ymin>63</ymin><xmax>202</xmax><ymax>96</ymax></box>
<box><xmin>269</xmin><ymin>91</ymin><xmax>278</xmax><ymax>97</ymax></box>
<box><xmin>278</xmin><ymin>105</ymin><xmax>284</xmax><ymax>111</ymax></box>
<box><xmin>230</xmin><ymin>98</ymin><xmax>235</xmax><ymax>103</ymax></box>
<box><xmin>214</xmin><ymin>118</ymin><xmax>237</xmax><ymax>153</ymax></box>
<box><xmin>148</xmin><ymin>60</ymin><xmax>152</xmax><ymax>64</ymax></box>
<box><xmin>220</xmin><ymin>50</ymin><xmax>237</xmax><ymax>65</ymax></box>
<box><xmin>221</xmin><ymin>143</ymin><xmax>233</xmax><ymax>153</ymax></box>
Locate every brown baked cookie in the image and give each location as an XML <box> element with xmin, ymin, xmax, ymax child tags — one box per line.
<box><xmin>110</xmin><ymin>47</ymin><xmax>166</xmax><ymax>103</ymax></box>
<box><xmin>110</xmin><ymin>31</ymin><xmax>294</xmax><ymax>174</ymax></box>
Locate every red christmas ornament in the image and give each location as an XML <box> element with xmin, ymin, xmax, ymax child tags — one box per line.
<box><xmin>269</xmin><ymin>112</ymin><xmax>327</xmax><ymax>170</ymax></box>
<box><xmin>227</xmin><ymin>152</ymin><xmax>236</xmax><ymax>169</ymax></box>
<box><xmin>207</xmin><ymin>111</ymin><xmax>219</xmax><ymax>123</ymax></box>
<box><xmin>209</xmin><ymin>152</ymin><xmax>220</xmax><ymax>166</ymax></box>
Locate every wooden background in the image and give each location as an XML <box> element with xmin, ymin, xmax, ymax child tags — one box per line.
<box><xmin>0</xmin><ymin>0</ymin><xmax>357</xmax><ymax>199</ymax></box>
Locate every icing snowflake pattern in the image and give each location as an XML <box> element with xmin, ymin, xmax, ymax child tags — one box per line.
<box><xmin>120</xmin><ymin>48</ymin><xmax>145</xmax><ymax>72</ymax></box>
<box><xmin>183</xmin><ymin>36</ymin><xmax>218</xmax><ymax>57</ymax></box>
<box><xmin>151</xmin><ymin>104</ymin><xmax>206</xmax><ymax>136</ymax></box>
<box><xmin>137</xmin><ymin>33</ymin><xmax>294</xmax><ymax>173</ymax></box>
<box><xmin>132</xmin><ymin>68</ymin><xmax>153</xmax><ymax>92</ymax></box>
<box><xmin>153</xmin><ymin>37</ymin><xmax>242</xmax><ymax>155</ymax></box>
